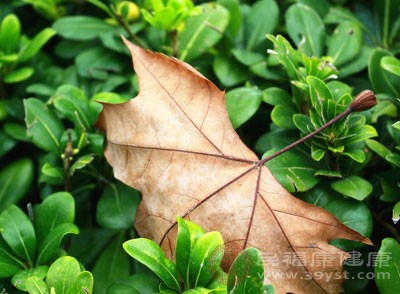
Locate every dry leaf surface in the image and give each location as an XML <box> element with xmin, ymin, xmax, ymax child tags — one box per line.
<box><xmin>97</xmin><ymin>38</ymin><xmax>372</xmax><ymax>294</ymax></box>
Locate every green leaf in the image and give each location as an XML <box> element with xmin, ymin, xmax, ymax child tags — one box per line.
<box><xmin>0</xmin><ymin>236</ymin><xmax>23</xmax><ymax>278</ymax></box>
<box><xmin>189</xmin><ymin>232</ymin><xmax>224</xmax><ymax>287</ymax></box>
<box><xmin>227</xmin><ymin>248</ymin><xmax>264</xmax><ymax>293</ymax></box>
<box><xmin>176</xmin><ymin>217</ymin><xmax>205</xmax><ymax>289</ymax></box>
<box><xmin>0</xmin><ymin>131</ymin><xmax>17</xmax><ymax>158</ymax></box>
<box><xmin>96</xmin><ymin>182</ymin><xmax>140</xmax><ymax>230</ymax></box>
<box><xmin>217</xmin><ymin>0</ymin><xmax>241</xmax><ymax>40</ymax></box>
<box><xmin>262</xmin><ymin>130</ymin><xmax>320</xmax><ymax>192</ymax></box>
<box><xmin>52</xmin><ymin>16</ymin><xmax>113</xmax><ymax>40</ymax></box>
<box><xmin>338</xmin><ymin>46</ymin><xmax>373</xmax><ymax>78</ymax></box>
<box><xmin>70</xmin><ymin>271</ymin><xmax>94</xmax><ymax>294</ymax></box>
<box><xmin>33</xmin><ymin>192</ymin><xmax>75</xmax><ymax>246</ymax></box>
<box><xmin>331</xmin><ymin>176</ymin><xmax>373</xmax><ymax>201</ymax></box>
<box><xmin>70</xmin><ymin>155</ymin><xmax>94</xmax><ymax>175</ymax></box>
<box><xmin>213</xmin><ymin>55</ymin><xmax>247</xmax><ymax>87</ymax></box>
<box><xmin>107</xmin><ymin>273</ymin><xmax>160</xmax><ymax>293</ymax></box>
<box><xmin>26</xmin><ymin>276</ymin><xmax>49</xmax><ymax>294</ymax></box>
<box><xmin>244</xmin><ymin>0</ymin><xmax>279</xmax><ymax>51</ymax></box>
<box><xmin>393</xmin><ymin>202</ymin><xmax>400</xmax><ymax>224</ymax></box>
<box><xmin>183</xmin><ymin>287</ymin><xmax>212</xmax><ymax>293</ymax></box>
<box><xmin>0</xmin><ymin>14</ymin><xmax>21</xmax><ymax>54</ymax></box>
<box><xmin>54</xmin><ymin>85</ymin><xmax>102</xmax><ymax>132</ymax></box>
<box><xmin>300</xmin><ymin>184</ymin><xmax>372</xmax><ymax>250</ymax></box>
<box><xmin>366</xmin><ymin>139</ymin><xmax>391</xmax><ymax>159</ymax></box>
<box><xmin>297</xmin><ymin>0</ymin><xmax>330</xmax><ymax>17</ymax></box>
<box><xmin>0</xmin><ymin>158</ymin><xmax>33</xmax><ymax>212</ymax></box>
<box><xmin>226</xmin><ymin>87</ymin><xmax>262</xmax><ymax>129</ymax></box>
<box><xmin>0</xmin><ymin>205</ymin><xmax>36</xmax><ymax>266</ymax></box>
<box><xmin>24</xmin><ymin>98</ymin><xmax>65</xmax><ymax>153</ymax></box>
<box><xmin>92</xmin><ymin>92</ymin><xmax>128</xmax><ymax>104</ymax></box>
<box><xmin>12</xmin><ymin>266</ymin><xmax>48</xmax><ymax>291</ymax></box>
<box><xmin>76</xmin><ymin>48</ymin><xmax>125</xmax><ymax>80</ymax></box>
<box><xmin>178</xmin><ymin>3</ymin><xmax>229</xmax><ymax>61</ymax></box>
<box><xmin>307</xmin><ymin>76</ymin><xmax>334</xmax><ymax>121</ymax></box>
<box><xmin>4</xmin><ymin>122</ymin><xmax>30</xmax><ymax>142</ymax></box>
<box><xmin>36</xmin><ymin>223</ymin><xmax>79</xmax><ymax>265</ymax></box>
<box><xmin>123</xmin><ymin>238</ymin><xmax>181</xmax><ymax>292</ymax></box>
<box><xmin>4</xmin><ymin>67</ymin><xmax>34</xmax><ymax>83</ymax></box>
<box><xmin>369</xmin><ymin>48</ymin><xmax>400</xmax><ymax>97</ymax></box>
<box><xmin>327</xmin><ymin>21</ymin><xmax>362</xmax><ymax>67</ymax></box>
<box><xmin>18</xmin><ymin>28</ymin><xmax>56</xmax><ymax>62</ymax></box>
<box><xmin>375</xmin><ymin>238</ymin><xmax>400</xmax><ymax>294</ymax></box>
<box><xmin>231</xmin><ymin>49</ymin><xmax>264</xmax><ymax>66</ymax></box>
<box><xmin>285</xmin><ymin>3</ymin><xmax>325</xmax><ymax>56</ymax></box>
<box><xmin>381</xmin><ymin>56</ymin><xmax>400</xmax><ymax>77</ymax></box>
<box><xmin>93</xmin><ymin>233</ymin><xmax>130</xmax><ymax>294</ymax></box>
<box><xmin>46</xmin><ymin>256</ymin><xmax>81</xmax><ymax>294</ymax></box>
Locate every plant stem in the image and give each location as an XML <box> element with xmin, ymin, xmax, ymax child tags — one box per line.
<box><xmin>63</xmin><ymin>129</ymin><xmax>74</xmax><ymax>192</ymax></box>
<box><xmin>259</xmin><ymin>107</ymin><xmax>352</xmax><ymax>165</ymax></box>
<box><xmin>259</xmin><ymin>90</ymin><xmax>376</xmax><ymax>165</ymax></box>
<box><xmin>114</xmin><ymin>13</ymin><xmax>147</xmax><ymax>48</ymax></box>
<box><xmin>170</xmin><ymin>29</ymin><xmax>179</xmax><ymax>57</ymax></box>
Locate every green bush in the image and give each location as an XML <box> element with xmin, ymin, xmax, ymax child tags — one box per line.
<box><xmin>1</xmin><ymin>0</ymin><xmax>400</xmax><ymax>293</ymax></box>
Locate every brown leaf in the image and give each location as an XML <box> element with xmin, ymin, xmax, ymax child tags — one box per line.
<box><xmin>97</xmin><ymin>38</ymin><xmax>372</xmax><ymax>294</ymax></box>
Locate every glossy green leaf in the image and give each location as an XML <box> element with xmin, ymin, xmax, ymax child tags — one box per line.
<box><xmin>369</xmin><ymin>48</ymin><xmax>400</xmax><ymax>97</ymax></box>
<box><xmin>123</xmin><ymin>238</ymin><xmax>181</xmax><ymax>292</ymax></box>
<box><xmin>375</xmin><ymin>238</ymin><xmax>400</xmax><ymax>293</ymax></box>
<box><xmin>331</xmin><ymin>176</ymin><xmax>373</xmax><ymax>201</ymax></box>
<box><xmin>93</xmin><ymin>233</ymin><xmax>130</xmax><ymax>294</ymax></box>
<box><xmin>4</xmin><ymin>67</ymin><xmax>34</xmax><ymax>83</ymax></box>
<box><xmin>33</xmin><ymin>192</ymin><xmax>75</xmax><ymax>246</ymax></box>
<box><xmin>300</xmin><ymin>184</ymin><xmax>372</xmax><ymax>250</ymax></box>
<box><xmin>92</xmin><ymin>92</ymin><xmax>128</xmax><ymax>104</ymax></box>
<box><xmin>366</xmin><ymin>139</ymin><xmax>391</xmax><ymax>159</ymax></box>
<box><xmin>12</xmin><ymin>266</ymin><xmax>48</xmax><ymax>291</ymax></box>
<box><xmin>25</xmin><ymin>276</ymin><xmax>49</xmax><ymax>294</ymax></box>
<box><xmin>338</xmin><ymin>46</ymin><xmax>373</xmax><ymax>78</ymax></box>
<box><xmin>0</xmin><ymin>14</ymin><xmax>20</xmax><ymax>54</ymax></box>
<box><xmin>262</xmin><ymin>129</ymin><xmax>320</xmax><ymax>192</ymax></box>
<box><xmin>189</xmin><ymin>232</ymin><xmax>224</xmax><ymax>287</ymax></box>
<box><xmin>213</xmin><ymin>55</ymin><xmax>247</xmax><ymax>87</ymax></box>
<box><xmin>297</xmin><ymin>0</ymin><xmax>330</xmax><ymax>17</ymax></box>
<box><xmin>183</xmin><ymin>287</ymin><xmax>211</xmax><ymax>293</ymax></box>
<box><xmin>24</xmin><ymin>98</ymin><xmax>65</xmax><ymax>153</ymax></box>
<box><xmin>4</xmin><ymin>122</ymin><xmax>29</xmax><ymax>142</ymax></box>
<box><xmin>0</xmin><ymin>158</ymin><xmax>33</xmax><ymax>212</ymax></box>
<box><xmin>381</xmin><ymin>56</ymin><xmax>400</xmax><ymax>77</ymax></box>
<box><xmin>96</xmin><ymin>182</ymin><xmax>140</xmax><ymax>230</ymax></box>
<box><xmin>53</xmin><ymin>16</ymin><xmax>113</xmax><ymax>40</ymax></box>
<box><xmin>226</xmin><ymin>87</ymin><xmax>262</xmax><ymax>129</ymax></box>
<box><xmin>46</xmin><ymin>256</ymin><xmax>81</xmax><ymax>294</ymax></box>
<box><xmin>0</xmin><ymin>236</ymin><xmax>23</xmax><ymax>278</ymax></box>
<box><xmin>285</xmin><ymin>3</ymin><xmax>325</xmax><ymax>56</ymax></box>
<box><xmin>231</xmin><ymin>49</ymin><xmax>264</xmax><ymax>66</ymax></box>
<box><xmin>0</xmin><ymin>205</ymin><xmax>36</xmax><ymax>266</ymax></box>
<box><xmin>107</xmin><ymin>273</ymin><xmax>160</xmax><ymax>294</ymax></box>
<box><xmin>244</xmin><ymin>0</ymin><xmax>279</xmax><ymax>51</ymax></box>
<box><xmin>217</xmin><ymin>0</ymin><xmax>241</xmax><ymax>40</ymax></box>
<box><xmin>70</xmin><ymin>271</ymin><xmax>94</xmax><ymax>294</ymax></box>
<box><xmin>18</xmin><ymin>28</ymin><xmax>56</xmax><ymax>62</ymax></box>
<box><xmin>36</xmin><ymin>223</ymin><xmax>79</xmax><ymax>265</ymax></box>
<box><xmin>0</xmin><ymin>131</ymin><xmax>17</xmax><ymax>158</ymax></box>
<box><xmin>327</xmin><ymin>21</ymin><xmax>362</xmax><ymax>67</ymax></box>
<box><xmin>263</xmin><ymin>87</ymin><xmax>296</xmax><ymax>129</ymax></box>
<box><xmin>178</xmin><ymin>3</ymin><xmax>229</xmax><ymax>61</ymax></box>
<box><xmin>41</xmin><ymin>163</ymin><xmax>64</xmax><ymax>184</ymax></box>
<box><xmin>176</xmin><ymin>217</ymin><xmax>205</xmax><ymax>289</ymax></box>
<box><xmin>76</xmin><ymin>48</ymin><xmax>125</xmax><ymax>80</ymax></box>
<box><xmin>227</xmin><ymin>248</ymin><xmax>264</xmax><ymax>293</ymax></box>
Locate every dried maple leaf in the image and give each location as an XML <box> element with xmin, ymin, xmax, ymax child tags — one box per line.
<box><xmin>97</xmin><ymin>38</ymin><xmax>372</xmax><ymax>294</ymax></box>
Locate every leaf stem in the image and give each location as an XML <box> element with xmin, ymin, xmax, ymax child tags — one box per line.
<box><xmin>113</xmin><ymin>13</ymin><xmax>147</xmax><ymax>48</ymax></box>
